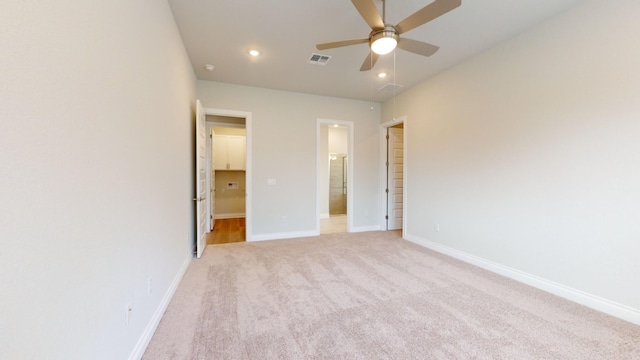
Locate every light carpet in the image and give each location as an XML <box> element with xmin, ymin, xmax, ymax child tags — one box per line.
<box><xmin>143</xmin><ymin>231</ymin><xmax>640</xmax><ymax>359</ymax></box>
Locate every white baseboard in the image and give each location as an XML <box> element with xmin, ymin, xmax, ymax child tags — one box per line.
<box><xmin>404</xmin><ymin>233</ymin><xmax>640</xmax><ymax>326</ymax></box>
<box><xmin>320</xmin><ymin>213</ymin><xmax>330</xmax><ymax>219</ymax></box>
<box><xmin>214</xmin><ymin>213</ymin><xmax>246</xmax><ymax>219</ymax></box>
<box><xmin>128</xmin><ymin>252</ymin><xmax>192</xmax><ymax>360</ymax></box>
<box><xmin>248</xmin><ymin>225</ymin><xmax>382</xmax><ymax>241</ymax></box>
<box><xmin>350</xmin><ymin>225</ymin><xmax>380</xmax><ymax>232</ymax></box>
<box><xmin>249</xmin><ymin>230</ymin><xmax>319</xmax><ymax>242</ymax></box>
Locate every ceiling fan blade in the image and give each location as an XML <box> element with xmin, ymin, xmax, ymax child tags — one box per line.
<box><xmin>351</xmin><ymin>0</ymin><xmax>384</xmax><ymax>30</ymax></box>
<box><xmin>397</xmin><ymin>38</ymin><xmax>440</xmax><ymax>57</ymax></box>
<box><xmin>360</xmin><ymin>52</ymin><xmax>379</xmax><ymax>71</ymax></box>
<box><xmin>395</xmin><ymin>0</ymin><xmax>461</xmax><ymax>34</ymax></box>
<box><xmin>316</xmin><ymin>38</ymin><xmax>369</xmax><ymax>50</ymax></box>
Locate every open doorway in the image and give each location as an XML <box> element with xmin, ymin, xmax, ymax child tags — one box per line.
<box><xmin>380</xmin><ymin>117</ymin><xmax>406</xmax><ymax>235</ymax></box>
<box><xmin>317</xmin><ymin>119</ymin><xmax>353</xmax><ymax>234</ymax></box>
<box><xmin>203</xmin><ymin>108</ymin><xmax>252</xmax><ymax>244</ymax></box>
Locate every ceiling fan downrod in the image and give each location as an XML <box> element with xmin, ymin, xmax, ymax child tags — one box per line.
<box><xmin>382</xmin><ymin>0</ymin><xmax>387</xmax><ymax>24</ymax></box>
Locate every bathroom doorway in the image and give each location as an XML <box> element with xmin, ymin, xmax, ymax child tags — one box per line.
<box><xmin>317</xmin><ymin>119</ymin><xmax>353</xmax><ymax>234</ymax></box>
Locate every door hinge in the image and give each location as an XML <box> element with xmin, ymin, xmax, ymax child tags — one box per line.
<box><xmin>385</xmin><ymin>188</ymin><xmax>389</xmax><ymax>193</ymax></box>
<box><xmin>385</xmin><ymin>215</ymin><xmax>389</xmax><ymax>220</ymax></box>
<box><xmin>386</xmin><ymin>135</ymin><xmax>389</xmax><ymax>140</ymax></box>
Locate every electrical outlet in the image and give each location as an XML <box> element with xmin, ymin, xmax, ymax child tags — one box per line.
<box><xmin>125</xmin><ymin>302</ymin><xmax>133</xmax><ymax>325</ymax></box>
<box><xmin>434</xmin><ymin>223</ymin><xmax>440</xmax><ymax>232</ymax></box>
<box><xmin>147</xmin><ymin>277</ymin><xmax>153</xmax><ymax>295</ymax></box>
<box><xmin>281</xmin><ymin>215</ymin><xmax>287</xmax><ymax>222</ymax></box>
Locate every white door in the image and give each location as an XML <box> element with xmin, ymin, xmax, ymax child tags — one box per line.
<box><xmin>387</xmin><ymin>127</ymin><xmax>404</xmax><ymax>230</ymax></box>
<box><xmin>210</xmin><ymin>128</ymin><xmax>216</xmax><ymax>231</ymax></box>
<box><xmin>194</xmin><ymin>100</ymin><xmax>207</xmax><ymax>258</ymax></box>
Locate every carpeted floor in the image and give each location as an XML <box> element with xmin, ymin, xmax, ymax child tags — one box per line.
<box><xmin>143</xmin><ymin>231</ymin><xmax>640</xmax><ymax>359</ymax></box>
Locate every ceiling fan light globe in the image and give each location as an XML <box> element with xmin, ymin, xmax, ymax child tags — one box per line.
<box><xmin>370</xmin><ymin>27</ymin><xmax>399</xmax><ymax>55</ymax></box>
<box><xmin>371</xmin><ymin>37</ymin><xmax>397</xmax><ymax>55</ymax></box>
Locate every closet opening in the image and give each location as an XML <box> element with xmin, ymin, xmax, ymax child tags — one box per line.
<box><xmin>380</xmin><ymin>117</ymin><xmax>406</xmax><ymax>235</ymax></box>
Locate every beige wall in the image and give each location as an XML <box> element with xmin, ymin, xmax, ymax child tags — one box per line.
<box><xmin>214</xmin><ymin>171</ymin><xmax>246</xmax><ymax>217</ymax></box>
<box><xmin>328</xmin><ymin>126</ymin><xmax>348</xmax><ymax>154</ymax></box>
<box><xmin>198</xmin><ymin>81</ymin><xmax>382</xmax><ymax>237</ymax></box>
<box><xmin>0</xmin><ymin>1</ymin><xmax>196</xmax><ymax>358</ymax></box>
<box><xmin>382</xmin><ymin>0</ymin><xmax>640</xmax><ymax>321</ymax></box>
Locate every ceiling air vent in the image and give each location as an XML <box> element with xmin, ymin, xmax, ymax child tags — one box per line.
<box><xmin>308</xmin><ymin>53</ymin><xmax>331</xmax><ymax>66</ymax></box>
<box><xmin>378</xmin><ymin>83</ymin><xmax>404</xmax><ymax>92</ymax></box>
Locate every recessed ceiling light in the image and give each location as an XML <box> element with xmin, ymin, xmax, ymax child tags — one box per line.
<box><xmin>249</xmin><ymin>49</ymin><xmax>261</xmax><ymax>57</ymax></box>
<box><xmin>377</xmin><ymin>72</ymin><xmax>387</xmax><ymax>78</ymax></box>
<box><xmin>204</xmin><ymin>64</ymin><xmax>214</xmax><ymax>71</ymax></box>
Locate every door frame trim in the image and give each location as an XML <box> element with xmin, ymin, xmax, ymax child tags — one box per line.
<box><xmin>379</xmin><ymin>116</ymin><xmax>407</xmax><ymax>236</ymax></box>
<box><xmin>203</xmin><ymin>107</ymin><xmax>253</xmax><ymax>241</ymax></box>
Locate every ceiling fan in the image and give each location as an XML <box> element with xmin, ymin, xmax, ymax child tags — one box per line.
<box><xmin>316</xmin><ymin>0</ymin><xmax>461</xmax><ymax>71</ymax></box>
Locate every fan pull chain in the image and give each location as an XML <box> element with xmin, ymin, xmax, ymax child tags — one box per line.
<box><xmin>369</xmin><ymin>49</ymin><xmax>374</xmax><ymax>110</ymax></box>
<box><xmin>393</xmin><ymin>50</ymin><xmax>396</xmax><ymax>122</ymax></box>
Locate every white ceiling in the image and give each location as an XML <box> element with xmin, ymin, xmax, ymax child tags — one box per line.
<box><xmin>168</xmin><ymin>0</ymin><xmax>586</xmax><ymax>102</ymax></box>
